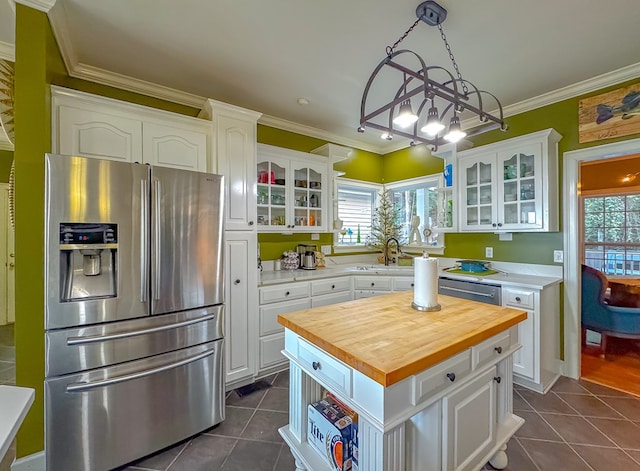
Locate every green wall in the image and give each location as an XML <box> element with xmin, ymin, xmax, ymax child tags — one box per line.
<box><xmin>0</xmin><ymin>150</ymin><xmax>13</xmax><ymax>182</ymax></box>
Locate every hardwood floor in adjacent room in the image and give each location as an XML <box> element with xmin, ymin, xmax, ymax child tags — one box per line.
<box><xmin>581</xmin><ymin>337</ymin><xmax>640</xmax><ymax>397</ymax></box>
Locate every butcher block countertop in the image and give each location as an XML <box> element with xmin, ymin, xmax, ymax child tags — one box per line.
<box><xmin>278</xmin><ymin>290</ymin><xmax>527</xmax><ymax>386</ymax></box>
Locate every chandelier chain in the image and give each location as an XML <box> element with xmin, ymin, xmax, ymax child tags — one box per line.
<box><xmin>438</xmin><ymin>24</ymin><xmax>468</xmax><ymax>96</ymax></box>
<box><xmin>386</xmin><ymin>18</ymin><xmax>421</xmax><ymax>57</ymax></box>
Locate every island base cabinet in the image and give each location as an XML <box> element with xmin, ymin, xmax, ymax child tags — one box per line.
<box><xmin>281</xmin><ymin>329</ymin><xmax>523</xmax><ymax>471</ymax></box>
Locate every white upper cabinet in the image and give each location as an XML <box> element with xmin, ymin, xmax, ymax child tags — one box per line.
<box><xmin>200</xmin><ymin>100</ymin><xmax>261</xmax><ymax>231</ymax></box>
<box><xmin>256</xmin><ymin>144</ymin><xmax>329</xmax><ymax>233</ymax></box>
<box><xmin>51</xmin><ymin>86</ymin><xmax>210</xmax><ymax>172</ymax></box>
<box><xmin>457</xmin><ymin>129</ymin><xmax>561</xmax><ymax>232</ymax></box>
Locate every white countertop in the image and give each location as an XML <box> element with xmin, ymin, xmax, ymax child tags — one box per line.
<box><xmin>259</xmin><ymin>256</ymin><xmax>563</xmax><ymax>289</ymax></box>
<box><xmin>0</xmin><ymin>386</ymin><xmax>35</xmax><ymax>461</ymax></box>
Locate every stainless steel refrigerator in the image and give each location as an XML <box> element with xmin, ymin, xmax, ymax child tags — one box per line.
<box><xmin>44</xmin><ymin>154</ymin><xmax>225</xmax><ymax>471</ymax></box>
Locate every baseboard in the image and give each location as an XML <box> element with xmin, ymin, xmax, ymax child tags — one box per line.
<box><xmin>11</xmin><ymin>452</ymin><xmax>44</xmax><ymax>471</ymax></box>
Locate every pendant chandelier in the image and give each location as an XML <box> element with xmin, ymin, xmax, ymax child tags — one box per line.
<box><xmin>357</xmin><ymin>1</ymin><xmax>508</xmax><ymax>150</ymax></box>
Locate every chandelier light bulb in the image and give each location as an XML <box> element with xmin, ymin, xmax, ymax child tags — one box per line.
<box><xmin>393</xmin><ymin>100</ymin><xmax>419</xmax><ymax>128</ymax></box>
<box><xmin>421</xmin><ymin>106</ymin><xmax>445</xmax><ymax>136</ymax></box>
<box><xmin>443</xmin><ymin>116</ymin><xmax>467</xmax><ymax>143</ymax></box>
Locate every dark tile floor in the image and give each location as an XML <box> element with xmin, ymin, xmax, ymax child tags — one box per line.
<box><xmin>0</xmin><ymin>323</ymin><xmax>15</xmax><ymax>385</ymax></box>
<box><xmin>120</xmin><ymin>372</ymin><xmax>640</xmax><ymax>471</ymax></box>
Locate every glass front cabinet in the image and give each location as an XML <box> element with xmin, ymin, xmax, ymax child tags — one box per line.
<box><xmin>256</xmin><ymin>144</ymin><xmax>328</xmax><ymax>232</ymax></box>
<box><xmin>457</xmin><ymin>128</ymin><xmax>561</xmax><ymax>232</ymax></box>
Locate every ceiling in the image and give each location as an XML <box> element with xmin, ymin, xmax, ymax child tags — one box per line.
<box><xmin>2</xmin><ymin>0</ymin><xmax>640</xmax><ymax>153</ymax></box>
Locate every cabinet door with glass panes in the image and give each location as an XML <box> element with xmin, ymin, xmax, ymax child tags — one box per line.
<box><xmin>291</xmin><ymin>159</ymin><xmax>327</xmax><ymax>232</ymax></box>
<box><xmin>458</xmin><ymin>155</ymin><xmax>499</xmax><ymax>231</ymax></box>
<box><xmin>256</xmin><ymin>155</ymin><xmax>327</xmax><ymax>232</ymax></box>
<box><xmin>496</xmin><ymin>143</ymin><xmax>544</xmax><ymax>230</ymax></box>
<box><xmin>256</xmin><ymin>156</ymin><xmax>289</xmax><ymax>230</ymax></box>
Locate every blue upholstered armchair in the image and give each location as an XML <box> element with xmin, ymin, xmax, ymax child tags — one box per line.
<box><xmin>581</xmin><ymin>264</ymin><xmax>640</xmax><ymax>357</ymax></box>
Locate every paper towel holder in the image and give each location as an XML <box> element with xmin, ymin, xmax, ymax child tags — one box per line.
<box><xmin>411</xmin><ymin>301</ymin><xmax>441</xmax><ymax>312</ymax></box>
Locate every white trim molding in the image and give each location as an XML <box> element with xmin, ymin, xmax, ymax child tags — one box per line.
<box><xmin>562</xmin><ymin>137</ymin><xmax>640</xmax><ymax>379</ymax></box>
<box><xmin>14</xmin><ymin>0</ymin><xmax>54</xmax><ymax>13</ymax></box>
<box><xmin>0</xmin><ymin>42</ymin><xmax>14</xmax><ymax>62</ymax></box>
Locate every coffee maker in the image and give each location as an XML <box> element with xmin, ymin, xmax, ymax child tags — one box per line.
<box><xmin>296</xmin><ymin>244</ymin><xmax>317</xmax><ymax>270</ymax></box>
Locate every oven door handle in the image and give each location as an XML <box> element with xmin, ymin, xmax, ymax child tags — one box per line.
<box><xmin>440</xmin><ymin>285</ymin><xmax>496</xmax><ymax>298</ymax></box>
<box><xmin>66</xmin><ymin>314</ymin><xmax>217</xmax><ymax>346</ymax></box>
<box><xmin>65</xmin><ymin>347</ymin><xmax>216</xmax><ymax>393</ymax></box>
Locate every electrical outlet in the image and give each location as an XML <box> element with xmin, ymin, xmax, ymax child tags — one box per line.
<box><xmin>321</xmin><ymin>245</ymin><xmax>332</xmax><ymax>255</ymax></box>
<box><xmin>485</xmin><ymin>247</ymin><xmax>493</xmax><ymax>258</ymax></box>
<box><xmin>553</xmin><ymin>250</ymin><xmax>564</xmax><ymax>263</ymax></box>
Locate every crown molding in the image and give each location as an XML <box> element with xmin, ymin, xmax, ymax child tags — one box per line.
<box><xmin>15</xmin><ymin>0</ymin><xmax>55</xmax><ymax>13</ymax></box>
<box><xmin>69</xmin><ymin>63</ymin><xmax>207</xmax><ymax>109</ymax></box>
<box><xmin>257</xmin><ymin>114</ymin><xmax>383</xmax><ymax>154</ymax></box>
<box><xmin>0</xmin><ymin>42</ymin><xmax>14</xmax><ymax>62</ymax></box>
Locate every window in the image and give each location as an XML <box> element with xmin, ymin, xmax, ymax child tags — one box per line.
<box><xmin>386</xmin><ymin>175</ymin><xmax>443</xmax><ymax>250</ymax></box>
<box><xmin>583</xmin><ymin>194</ymin><xmax>640</xmax><ymax>275</ymax></box>
<box><xmin>335</xmin><ymin>179</ymin><xmax>380</xmax><ymax>248</ymax></box>
<box><xmin>334</xmin><ymin>176</ymin><xmax>445</xmax><ymax>252</ymax></box>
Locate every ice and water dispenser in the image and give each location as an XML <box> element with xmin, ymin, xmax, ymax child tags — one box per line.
<box><xmin>59</xmin><ymin>223</ymin><xmax>118</xmax><ymax>301</ymax></box>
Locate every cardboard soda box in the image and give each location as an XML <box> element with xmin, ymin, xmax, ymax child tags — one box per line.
<box><xmin>325</xmin><ymin>392</ymin><xmax>358</xmax><ymax>471</ymax></box>
<box><xmin>307</xmin><ymin>397</ymin><xmax>354</xmax><ymax>471</ymax></box>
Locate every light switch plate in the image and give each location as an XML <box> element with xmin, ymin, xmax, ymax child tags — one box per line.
<box><xmin>485</xmin><ymin>247</ymin><xmax>493</xmax><ymax>258</ymax></box>
<box><xmin>321</xmin><ymin>245</ymin><xmax>332</xmax><ymax>255</ymax></box>
<box><xmin>553</xmin><ymin>250</ymin><xmax>564</xmax><ymax>263</ymax></box>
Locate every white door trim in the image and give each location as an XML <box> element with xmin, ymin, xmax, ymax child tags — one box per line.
<box><xmin>562</xmin><ymin>138</ymin><xmax>640</xmax><ymax>379</ymax></box>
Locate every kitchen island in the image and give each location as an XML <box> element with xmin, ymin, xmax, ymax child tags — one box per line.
<box><xmin>278</xmin><ymin>290</ymin><xmax>527</xmax><ymax>471</ymax></box>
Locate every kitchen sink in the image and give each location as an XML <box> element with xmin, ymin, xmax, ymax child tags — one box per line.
<box><xmin>347</xmin><ymin>265</ymin><xmax>414</xmax><ymax>274</ymax></box>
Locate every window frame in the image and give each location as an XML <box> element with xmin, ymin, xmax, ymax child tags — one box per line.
<box><xmin>333</xmin><ymin>175</ymin><xmax>446</xmax><ymax>254</ymax></box>
<box><xmin>333</xmin><ymin>177</ymin><xmax>381</xmax><ymax>252</ymax></box>
<box><xmin>581</xmin><ymin>191</ymin><xmax>640</xmax><ymax>276</ymax></box>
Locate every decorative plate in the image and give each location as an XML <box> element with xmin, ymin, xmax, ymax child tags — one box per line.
<box><xmin>0</xmin><ymin>60</ymin><xmax>15</xmax><ymax>145</ymax></box>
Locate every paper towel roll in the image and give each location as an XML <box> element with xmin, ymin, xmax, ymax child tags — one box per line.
<box><xmin>413</xmin><ymin>256</ymin><xmax>439</xmax><ymax>309</ymax></box>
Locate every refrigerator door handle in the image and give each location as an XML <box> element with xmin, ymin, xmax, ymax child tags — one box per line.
<box><xmin>153</xmin><ymin>178</ymin><xmax>161</xmax><ymax>300</ymax></box>
<box><xmin>66</xmin><ymin>313</ymin><xmax>218</xmax><ymax>346</ymax></box>
<box><xmin>65</xmin><ymin>347</ymin><xmax>216</xmax><ymax>393</ymax></box>
<box><xmin>140</xmin><ymin>179</ymin><xmax>149</xmax><ymax>303</ymax></box>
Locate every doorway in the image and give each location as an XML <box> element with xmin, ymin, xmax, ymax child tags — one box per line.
<box><xmin>0</xmin><ymin>182</ymin><xmax>14</xmax><ymax>385</ymax></box>
<box><xmin>563</xmin><ymin>138</ymin><xmax>640</xmax><ymax>395</ymax></box>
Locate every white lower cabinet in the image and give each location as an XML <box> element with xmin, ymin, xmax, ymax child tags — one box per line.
<box><xmin>503</xmin><ymin>284</ymin><xmax>560</xmax><ymax>393</ymax></box>
<box><xmin>443</xmin><ymin>367</ymin><xmax>497</xmax><ymax>471</ymax></box>
<box><xmin>354</xmin><ymin>275</ymin><xmax>392</xmax><ymax>299</ymax></box>
<box><xmin>224</xmin><ymin>232</ymin><xmax>258</xmax><ymax>387</ymax></box>
<box><xmin>258</xmin><ymin>288</ymin><xmax>310</xmax><ymax>376</ymax></box>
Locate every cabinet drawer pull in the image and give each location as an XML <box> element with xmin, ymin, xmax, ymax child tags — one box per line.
<box><xmin>446</xmin><ymin>372</ymin><xmax>456</xmax><ymax>382</ymax></box>
<box><xmin>234</xmin><ymin>279</ymin><xmax>241</xmax><ymax>285</ymax></box>
<box><xmin>312</xmin><ymin>361</ymin><xmax>320</xmax><ymax>371</ymax></box>
<box><xmin>248</xmin><ymin>220</ymin><xmax>254</xmax><ymax>226</ymax></box>
<box><xmin>515</xmin><ymin>296</ymin><xmax>521</xmax><ymax>302</ymax></box>
<box><xmin>494</xmin><ymin>346</ymin><xmax>502</xmax><ymax>354</ymax></box>
<box><xmin>492</xmin><ymin>223</ymin><xmax>497</xmax><ymax>228</ymax></box>
<box><xmin>371</xmin><ymin>282</ymin><xmax>375</xmax><ymax>287</ymax></box>
<box><xmin>285</xmin><ymin>291</ymin><xmax>290</xmax><ymax>296</ymax></box>
<box><xmin>331</xmin><ymin>284</ymin><xmax>335</xmax><ymax>289</ymax></box>
<box><xmin>497</xmin><ymin>222</ymin><xmax>503</xmax><ymax>227</ymax></box>
<box><xmin>494</xmin><ymin>376</ymin><xmax>502</xmax><ymax>384</ymax></box>
<box><xmin>411</xmin><ymin>283</ymin><xmax>414</xmax><ymax>287</ymax></box>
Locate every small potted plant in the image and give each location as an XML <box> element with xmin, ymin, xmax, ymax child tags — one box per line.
<box><xmin>368</xmin><ymin>188</ymin><xmax>404</xmax><ymax>263</ymax></box>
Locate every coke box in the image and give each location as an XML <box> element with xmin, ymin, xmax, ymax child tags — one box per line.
<box><xmin>307</xmin><ymin>398</ymin><xmax>354</xmax><ymax>471</ymax></box>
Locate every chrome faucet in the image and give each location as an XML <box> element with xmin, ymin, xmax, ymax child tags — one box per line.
<box><xmin>384</xmin><ymin>237</ymin><xmax>400</xmax><ymax>266</ymax></box>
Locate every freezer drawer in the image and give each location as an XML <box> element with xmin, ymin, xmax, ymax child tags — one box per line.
<box><xmin>46</xmin><ymin>305</ymin><xmax>224</xmax><ymax>377</ymax></box>
<box><xmin>45</xmin><ymin>339</ymin><xmax>224</xmax><ymax>471</ymax></box>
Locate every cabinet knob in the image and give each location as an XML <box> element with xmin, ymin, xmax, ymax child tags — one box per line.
<box><xmin>371</xmin><ymin>282</ymin><xmax>375</xmax><ymax>287</ymax></box>
<box><xmin>285</xmin><ymin>291</ymin><xmax>290</xmax><ymax>296</ymax></box>
<box><xmin>494</xmin><ymin>346</ymin><xmax>502</xmax><ymax>354</ymax></box>
<box><xmin>497</xmin><ymin>222</ymin><xmax>503</xmax><ymax>227</ymax></box>
<box><xmin>234</xmin><ymin>279</ymin><xmax>241</xmax><ymax>285</ymax></box>
<box><xmin>494</xmin><ymin>376</ymin><xmax>502</xmax><ymax>384</ymax></box>
<box><xmin>312</xmin><ymin>361</ymin><xmax>320</xmax><ymax>371</ymax></box>
<box><xmin>515</xmin><ymin>296</ymin><xmax>521</xmax><ymax>302</ymax></box>
<box><xmin>411</xmin><ymin>283</ymin><xmax>414</xmax><ymax>287</ymax></box>
<box><xmin>492</xmin><ymin>223</ymin><xmax>497</xmax><ymax>227</ymax></box>
<box><xmin>331</xmin><ymin>284</ymin><xmax>335</xmax><ymax>289</ymax></box>
<box><xmin>446</xmin><ymin>372</ymin><xmax>456</xmax><ymax>382</ymax></box>
<box><xmin>248</xmin><ymin>220</ymin><xmax>254</xmax><ymax>226</ymax></box>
